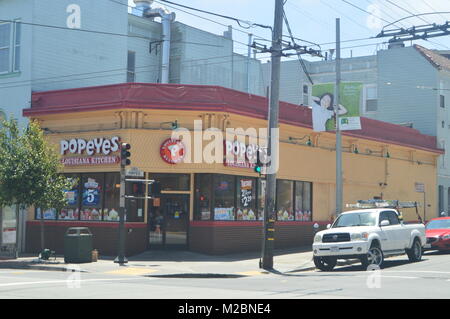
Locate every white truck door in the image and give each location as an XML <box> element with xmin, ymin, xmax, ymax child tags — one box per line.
<box><xmin>379</xmin><ymin>211</ymin><xmax>396</xmax><ymax>251</ymax></box>
<box><xmin>386</xmin><ymin>211</ymin><xmax>405</xmax><ymax>250</ymax></box>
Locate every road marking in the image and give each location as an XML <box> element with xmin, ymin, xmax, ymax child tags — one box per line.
<box><xmin>236</xmin><ymin>271</ymin><xmax>270</xmax><ymax>276</ymax></box>
<box><xmin>0</xmin><ymin>277</ymin><xmax>145</xmax><ymax>288</ymax></box>
<box><xmin>105</xmin><ymin>268</ymin><xmax>158</xmax><ymax>276</ymax></box>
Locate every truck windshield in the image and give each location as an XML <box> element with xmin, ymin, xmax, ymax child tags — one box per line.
<box><xmin>333</xmin><ymin>212</ymin><xmax>377</xmax><ymax>228</ymax></box>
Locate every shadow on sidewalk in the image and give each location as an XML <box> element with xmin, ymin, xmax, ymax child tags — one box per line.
<box><xmin>108</xmin><ymin>246</ymin><xmax>312</xmax><ymax>264</ymax></box>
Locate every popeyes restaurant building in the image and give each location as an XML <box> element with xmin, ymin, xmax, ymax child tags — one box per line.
<box><xmin>22</xmin><ymin>83</ymin><xmax>442</xmax><ymax>256</ymax></box>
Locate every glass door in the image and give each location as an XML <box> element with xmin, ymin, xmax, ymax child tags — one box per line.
<box><xmin>163</xmin><ymin>195</ymin><xmax>189</xmax><ymax>247</ymax></box>
<box><xmin>148</xmin><ymin>195</ymin><xmax>189</xmax><ymax>249</ymax></box>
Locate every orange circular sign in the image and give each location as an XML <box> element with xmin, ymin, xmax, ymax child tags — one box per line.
<box><xmin>160</xmin><ymin>139</ymin><xmax>186</xmax><ymax>164</ymax></box>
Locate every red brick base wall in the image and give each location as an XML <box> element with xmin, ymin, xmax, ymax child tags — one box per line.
<box><xmin>188</xmin><ymin>221</ymin><xmax>329</xmax><ymax>255</ymax></box>
<box><xmin>26</xmin><ymin>221</ymin><xmax>147</xmax><ymax>257</ymax></box>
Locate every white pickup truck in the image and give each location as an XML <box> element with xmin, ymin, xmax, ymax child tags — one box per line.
<box><xmin>312</xmin><ymin>208</ymin><xmax>426</xmax><ymax>271</ymax></box>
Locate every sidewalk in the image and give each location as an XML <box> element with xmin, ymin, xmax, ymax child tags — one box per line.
<box><xmin>0</xmin><ymin>247</ymin><xmax>361</xmax><ymax>277</ymax></box>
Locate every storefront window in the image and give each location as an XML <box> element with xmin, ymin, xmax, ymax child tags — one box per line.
<box><xmin>1</xmin><ymin>205</ymin><xmax>17</xmax><ymax>245</ymax></box>
<box><xmin>194</xmin><ymin>174</ymin><xmax>212</xmax><ymax>221</ymax></box>
<box><xmin>103</xmin><ymin>173</ymin><xmax>120</xmax><ymax>221</ymax></box>
<box><xmin>125</xmin><ymin>176</ymin><xmax>145</xmax><ymax>222</ymax></box>
<box><xmin>151</xmin><ymin>173</ymin><xmax>190</xmax><ymax>191</ymax></box>
<box><xmin>59</xmin><ymin>174</ymin><xmax>80</xmax><ymax>220</ymax></box>
<box><xmin>36</xmin><ymin>208</ymin><xmax>57</xmax><ymax>220</ymax></box>
<box><xmin>236</xmin><ymin>177</ymin><xmax>257</xmax><ymax>220</ymax></box>
<box><xmin>213</xmin><ymin>175</ymin><xmax>236</xmax><ymax>220</ymax></box>
<box><xmin>294</xmin><ymin>181</ymin><xmax>312</xmax><ymax>221</ymax></box>
<box><xmin>80</xmin><ymin>174</ymin><xmax>104</xmax><ymax>221</ymax></box>
<box><xmin>276</xmin><ymin>180</ymin><xmax>294</xmax><ymax>221</ymax></box>
<box><xmin>302</xmin><ymin>182</ymin><xmax>312</xmax><ymax>221</ymax></box>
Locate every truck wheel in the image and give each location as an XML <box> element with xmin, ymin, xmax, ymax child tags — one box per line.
<box><xmin>361</xmin><ymin>244</ymin><xmax>384</xmax><ymax>269</ymax></box>
<box><xmin>313</xmin><ymin>256</ymin><xmax>337</xmax><ymax>271</ymax></box>
<box><xmin>406</xmin><ymin>238</ymin><xmax>422</xmax><ymax>262</ymax></box>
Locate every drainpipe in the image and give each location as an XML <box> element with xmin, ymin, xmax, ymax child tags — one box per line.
<box><xmin>134</xmin><ymin>0</ymin><xmax>175</xmax><ymax>84</ymax></box>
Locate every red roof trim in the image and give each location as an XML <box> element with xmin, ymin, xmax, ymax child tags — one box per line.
<box><xmin>23</xmin><ymin>83</ymin><xmax>442</xmax><ymax>154</ymax></box>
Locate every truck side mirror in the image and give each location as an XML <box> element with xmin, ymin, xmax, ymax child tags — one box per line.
<box><xmin>326</xmin><ymin>224</ymin><xmax>331</xmax><ymax>229</ymax></box>
<box><xmin>380</xmin><ymin>220</ymin><xmax>390</xmax><ymax>227</ymax></box>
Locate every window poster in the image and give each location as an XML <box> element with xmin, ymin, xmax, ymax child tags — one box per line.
<box><xmin>214</xmin><ymin>207</ymin><xmax>235</xmax><ymax>220</ymax></box>
<box><xmin>82</xmin><ymin>178</ymin><xmax>101</xmax><ymax>206</ymax></box>
<box><xmin>59</xmin><ymin>208</ymin><xmax>79</xmax><ymax>220</ymax></box>
<box><xmin>237</xmin><ymin>179</ymin><xmax>256</xmax><ymax>220</ymax></box>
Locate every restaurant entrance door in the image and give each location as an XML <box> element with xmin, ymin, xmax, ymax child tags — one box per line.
<box><xmin>148</xmin><ymin>194</ymin><xmax>189</xmax><ymax>249</ymax></box>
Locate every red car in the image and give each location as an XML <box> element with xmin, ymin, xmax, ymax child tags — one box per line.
<box><xmin>425</xmin><ymin>217</ymin><xmax>450</xmax><ymax>251</ymax></box>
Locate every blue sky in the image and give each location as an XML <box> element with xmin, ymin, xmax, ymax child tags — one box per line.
<box><xmin>129</xmin><ymin>0</ymin><xmax>450</xmax><ymax>62</ymax></box>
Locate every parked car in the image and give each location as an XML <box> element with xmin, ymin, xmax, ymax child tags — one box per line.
<box><xmin>312</xmin><ymin>207</ymin><xmax>426</xmax><ymax>271</ymax></box>
<box><xmin>425</xmin><ymin>217</ymin><xmax>450</xmax><ymax>251</ymax></box>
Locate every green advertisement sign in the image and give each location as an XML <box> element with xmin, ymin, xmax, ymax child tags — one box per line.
<box><xmin>312</xmin><ymin>82</ymin><xmax>363</xmax><ymax>131</ymax></box>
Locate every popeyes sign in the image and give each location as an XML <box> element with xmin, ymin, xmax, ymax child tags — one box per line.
<box><xmin>60</xmin><ymin>136</ymin><xmax>121</xmax><ymax>166</ymax></box>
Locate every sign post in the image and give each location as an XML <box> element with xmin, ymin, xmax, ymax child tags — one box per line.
<box><xmin>415</xmin><ymin>183</ymin><xmax>426</xmax><ymax>222</ymax></box>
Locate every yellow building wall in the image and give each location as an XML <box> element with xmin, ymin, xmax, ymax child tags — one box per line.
<box><xmin>33</xmin><ymin>108</ymin><xmax>439</xmax><ymax>223</ymax></box>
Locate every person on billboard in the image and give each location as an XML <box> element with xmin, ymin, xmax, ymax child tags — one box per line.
<box><xmin>312</xmin><ymin>93</ymin><xmax>347</xmax><ymax>132</ymax></box>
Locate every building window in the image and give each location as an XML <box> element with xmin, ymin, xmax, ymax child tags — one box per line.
<box><xmin>103</xmin><ymin>173</ymin><xmax>120</xmax><ymax>221</ymax></box>
<box><xmin>447</xmin><ymin>188</ymin><xmax>450</xmax><ymax>215</ymax></box>
<box><xmin>127</xmin><ymin>51</ymin><xmax>136</xmax><ymax>82</ymax></box>
<box><xmin>236</xmin><ymin>177</ymin><xmax>257</xmax><ymax>220</ymax></box>
<box><xmin>0</xmin><ymin>21</ymin><xmax>20</xmax><ymax>74</ymax></box>
<box><xmin>194</xmin><ymin>174</ymin><xmax>212</xmax><ymax>221</ymax></box>
<box><xmin>440</xmin><ymin>140</ymin><xmax>446</xmax><ymax>169</ymax></box>
<box><xmin>302</xmin><ymin>84</ymin><xmax>310</xmax><ymax>106</ymax></box>
<box><xmin>439</xmin><ymin>185</ymin><xmax>444</xmax><ymax>214</ymax></box>
<box><xmin>295</xmin><ymin>181</ymin><xmax>312</xmax><ymax>221</ymax></box>
<box><xmin>364</xmin><ymin>85</ymin><xmax>378</xmax><ymax>112</ymax></box>
<box><xmin>440</xmin><ymin>95</ymin><xmax>445</xmax><ymax>108</ymax></box>
<box><xmin>0</xmin><ymin>22</ymin><xmax>11</xmax><ymax>73</ymax></box>
<box><xmin>213</xmin><ymin>175</ymin><xmax>236</xmax><ymax>220</ymax></box>
<box><xmin>276</xmin><ymin>180</ymin><xmax>294</xmax><ymax>221</ymax></box>
<box><xmin>13</xmin><ymin>21</ymin><xmax>20</xmax><ymax>72</ymax></box>
<box><xmin>58</xmin><ymin>174</ymin><xmax>80</xmax><ymax>220</ymax></box>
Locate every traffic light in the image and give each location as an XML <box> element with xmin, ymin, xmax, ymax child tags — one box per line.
<box><xmin>254</xmin><ymin>148</ymin><xmax>263</xmax><ymax>174</ymax></box>
<box><xmin>149</xmin><ymin>181</ymin><xmax>162</xmax><ymax>196</ymax></box>
<box><xmin>121</xmin><ymin>143</ymin><xmax>131</xmax><ymax>166</ymax></box>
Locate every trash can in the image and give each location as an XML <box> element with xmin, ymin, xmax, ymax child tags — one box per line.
<box><xmin>64</xmin><ymin>227</ymin><xmax>93</xmax><ymax>263</ymax></box>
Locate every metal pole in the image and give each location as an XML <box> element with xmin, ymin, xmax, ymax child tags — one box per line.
<box><xmin>247</xmin><ymin>33</ymin><xmax>253</xmax><ymax>93</ymax></box>
<box><xmin>261</xmin><ymin>0</ymin><xmax>283</xmax><ymax>270</ymax></box>
<box><xmin>115</xmin><ymin>164</ymin><xmax>128</xmax><ymax>265</ymax></box>
<box><xmin>424</xmin><ymin>191</ymin><xmax>426</xmax><ymax>222</ymax></box>
<box><xmin>335</xmin><ymin>18</ymin><xmax>343</xmax><ymax>218</ymax></box>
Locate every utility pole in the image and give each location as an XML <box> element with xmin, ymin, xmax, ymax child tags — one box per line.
<box><xmin>335</xmin><ymin>18</ymin><xmax>343</xmax><ymax>218</ymax></box>
<box><xmin>261</xmin><ymin>0</ymin><xmax>284</xmax><ymax>270</ymax></box>
<box><xmin>115</xmin><ymin>143</ymin><xmax>130</xmax><ymax>265</ymax></box>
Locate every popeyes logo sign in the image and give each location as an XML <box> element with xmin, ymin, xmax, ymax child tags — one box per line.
<box><xmin>60</xmin><ymin>136</ymin><xmax>121</xmax><ymax>166</ymax></box>
<box><xmin>60</xmin><ymin>137</ymin><xmax>120</xmax><ymax>155</ymax></box>
<box><xmin>160</xmin><ymin>139</ymin><xmax>186</xmax><ymax>164</ymax></box>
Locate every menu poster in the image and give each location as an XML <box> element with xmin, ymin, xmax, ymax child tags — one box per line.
<box><xmin>240</xmin><ymin>179</ymin><xmax>253</xmax><ymax>208</ymax></box>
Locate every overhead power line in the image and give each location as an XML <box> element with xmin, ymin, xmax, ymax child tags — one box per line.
<box><xmin>282</xmin><ymin>9</ymin><xmax>314</xmax><ymax>85</ymax></box>
<box><xmin>377</xmin><ymin>21</ymin><xmax>450</xmax><ymax>43</ymax></box>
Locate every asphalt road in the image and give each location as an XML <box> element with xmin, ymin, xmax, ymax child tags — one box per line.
<box><xmin>0</xmin><ymin>250</ymin><xmax>450</xmax><ymax>299</ymax></box>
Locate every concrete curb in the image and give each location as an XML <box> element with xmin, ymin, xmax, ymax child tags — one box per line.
<box><xmin>0</xmin><ymin>262</ymin><xmax>87</xmax><ymax>272</ymax></box>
